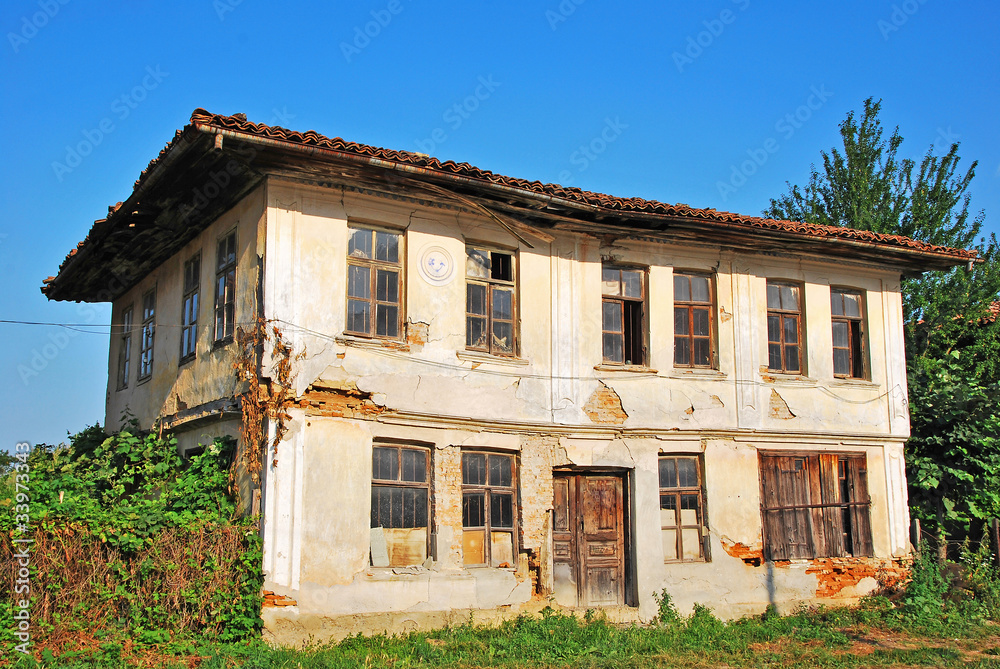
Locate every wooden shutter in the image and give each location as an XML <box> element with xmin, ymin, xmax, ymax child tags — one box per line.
<box><xmin>846</xmin><ymin>457</ymin><xmax>874</xmax><ymax>557</ymax></box>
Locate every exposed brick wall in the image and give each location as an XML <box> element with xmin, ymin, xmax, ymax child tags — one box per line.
<box><xmin>805</xmin><ymin>557</ymin><xmax>907</xmax><ymax>598</ymax></box>
<box><xmin>434</xmin><ymin>445</ymin><xmax>464</xmax><ymax>569</ymax></box>
<box><xmin>519</xmin><ymin>436</ymin><xmax>558</xmax><ymax>553</ymax></box>
<box><xmin>262</xmin><ymin>590</ymin><xmax>297</xmax><ymax>607</ymax></box>
<box><xmin>583</xmin><ymin>382</ymin><xmax>628</xmax><ymax>425</ymax></box>
<box><xmin>299</xmin><ymin>384</ymin><xmax>384</xmax><ymax>419</ymax></box>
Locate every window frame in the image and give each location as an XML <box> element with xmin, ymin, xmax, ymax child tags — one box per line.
<box><xmin>138</xmin><ymin>289</ymin><xmax>156</xmax><ymax>382</ymax></box>
<box><xmin>214</xmin><ymin>229</ymin><xmax>237</xmax><ymax>344</ymax></box>
<box><xmin>673</xmin><ymin>271</ymin><xmax>715</xmax><ymax>369</ymax></box>
<box><xmin>180</xmin><ymin>253</ymin><xmax>201</xmax><ymax>363</ymax></box>
<box><xmin>461</xmin><ymin>450</ymin><xmax>518</xmax><ymax>567</ymax></box>
<box><xmin>766</xmin><ymin>281</ymin><xmax>804</xmax><ymax>374</ymax></box>
<box><xmin>117</xmin><ymin>304</ymin><xmax>133</xmax><ymax>390</ymax></box>
<box><xmin>830</xmin><ymin>288</ymin><xmax>866</xmax><ymax>379</ymax></box>
<box><xmin>346</xmin><ymin>224</ymin><xmax>405</xmax><ymax>340</ymax></box>
<box><xmin>601</xmin><ymin>264</ymin><xmax>647</xmax><ymax>366</ymax></box>
<box><xmin>758</xmin><ymin>450</ymin><xmax>873</xmax><ymax>561</ymax></box>
<box><xmin>658</xmin><ymin>454</ymin><xmax>709</xmax><ymax>563</ymax></box>
<box><xmin>465</xmin><ymin>246</ymin><xmax>518</xmax><ymax>357</ymax></box>
<box><xmin>370</xmin><ymin>443</ymin><xmax>431</xmax><ymax>567</ymax></box>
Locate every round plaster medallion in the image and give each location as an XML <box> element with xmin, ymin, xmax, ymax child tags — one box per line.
<box><xmin>418</xmin><ymin>245</ymin><xmax>455</xmax><ymax>286</ymax></box>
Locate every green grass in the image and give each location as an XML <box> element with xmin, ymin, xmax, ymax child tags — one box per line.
<box><xmin>6</xmin><ymin>601</ymin><xmax>999</xmax><ymax>669</ymax></box>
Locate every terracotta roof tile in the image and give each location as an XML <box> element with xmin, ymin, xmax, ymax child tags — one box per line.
<box><xmin>50</xmin><ymin>108</ymin><xmax>978</xmax><ymax>284</ymax></box>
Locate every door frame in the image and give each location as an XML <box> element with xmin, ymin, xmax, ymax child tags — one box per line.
<box><xmin>551</xmin><ymin>467</ymin><xmax>636</xmax><ymax>607</ymax></box>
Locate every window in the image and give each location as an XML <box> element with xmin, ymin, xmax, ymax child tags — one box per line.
<box><xmin>214</xmin><ymin>231</ymin><xmax>236</xmax><ymax>342</ymax></box>
<box><xmin>371</xmin><ymin>444</ymin><xmax>430</xmax><ymax>567</ymax></box>
<box><xmin>462</xmin><ymin>451</ymin><xmax>516</xmax><ymax>566</ymax></box>
<box><xmin>602</xmin><ymin>265</ymin><xmax>645</xmax><ymax>365</ymax></box>
<box><xmin>117</xmin><ymin>305</ymin><xmax>133</xmax><ymax>390</ymax></box>
<box><xmin>831</xmin><ymin>288</ymin><xmax>865</xmax><ymax>379</ymax></box>
<box><xmin>659</xmin><ymin>456</ymin><xmax>708</xmax><ymax>562</ymax></box>
<box><xmin>347</xmin><ymin>226</ymin><xmax>403</xmax><ymax>338</ymax></box>
<box><xmin>759</xmin><ymin>452</ymin><xmax>873</xmax><ymax>560</ymax></box>
<box><xmin>139</xmin><ymin>290</ymin><xmax>155</xmax><ymax>381</ymax></box>
<box><xmin>674</xmin><ymin>272</ymin><xmax>713</xmax><ymax>368</ymax></box>
<box><xmin>466</xmin><ymin>247</ymin><xmax>516</xmax><ymax>356</ymax></box>
<box><xmin>766</xmin><ymin>281</ymin><xmax>802</xmax><ymax>373</ymax></box>
<box><xmin>180</xmin><ymin>254</ymin><xmax>200</xmax><ymax>361</ymax></box>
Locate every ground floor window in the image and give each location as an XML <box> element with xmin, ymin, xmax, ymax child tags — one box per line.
<box><xmin>462</xmin><ymin>451</ymin><xmax>517</xmax><ymax>567</ymax></box>
<box><xmin>759</xmin><ymin>451</ymin><xmax>873</xmax><ymax>560</ymax></box>
<box><xmin>659</xmin><ymin>455</ymin><xmax>708</xmax><ymax>562</ymax></box>
<box><xmin>371</xmin><ymin>444</ymin><xmax>430</xmax><ymax>567</ymax></box>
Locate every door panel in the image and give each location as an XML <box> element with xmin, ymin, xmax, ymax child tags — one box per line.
<box><xmin>552</xmin><ymin>473</ymin><xmax>625</xmax><ymax>607</ymax></box>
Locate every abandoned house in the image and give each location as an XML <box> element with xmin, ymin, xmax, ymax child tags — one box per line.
<box><xmin>43</xmin><ymin>109</ymin><xmax>977</xmax><ymax>642</ymax></box>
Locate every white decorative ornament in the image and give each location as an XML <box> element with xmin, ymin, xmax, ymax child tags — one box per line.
<box><xmin>418</xmin><ymin>245</ymin><xmax>454</xmax><ymax>286</ymax></box>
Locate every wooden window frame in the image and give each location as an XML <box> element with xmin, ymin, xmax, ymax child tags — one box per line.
<box><xmin>370</xmin><ymin>443</ymin><xmax>431</xmax><ymax>567</ymax></box>
<box><xmin>465</xmin><ymin>246</ymin><xmax>518</xmax><ymax>357</ymax></box>
<box><xmin>673</xmin><ymin>271</ymin><xmax>715</xmax><ymax>369</ymax></box>
<box><xmin>346</xmin><ymin>225</ymin><xmax>405</xmax><ymax>340</ymax></box>
<box><xmin>658</xmin><ymin>455</ymin><xmax>709</xmax><ymax>563</ymax></box>
<box><xmin>759</xmin><ymin>451</ymin><xmax>873</xmax><ymax>560</ymax></box>
<box><xmin>138</xmin><ymin>289</ymin><xmax>156</xmax><ymax>382</ymax></box>
<box><xmin>180</xmin><ymin>253</ymin><xmax>200</xmax><ymax>363</ymax></box>
<box><xmin>601</xmin><ymin>264</ymin><xmax>647</xmax><ymax>366</ymax></box>
<box><xmin>766</xmin><ymin>281</ymin><xmax>804</xmax><ymax>374</ymax></box>
<box><xmin>831</xmin><ymin>288</ymin><xmax>866</xmax><ymax>379</ymax></box>
<box><xmin>117</xmin><ymin>304</ymin><xmax>133</xmax><ymax>390</ymax></box>
<box><xmin>214</xmin><ymin>230</ymin><xmax>237</xmax><ymax>344</ymax></box>
<box><xmin>461</xmin><ymin>450</ymin><xmax>518</xmax><ymax>567</ymax></box>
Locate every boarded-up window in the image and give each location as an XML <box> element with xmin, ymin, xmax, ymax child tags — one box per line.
<box><xmin>659</xmin><ymin>455</ymin><xmax>708</xmax><ymax>562</ymax></box>
<box><xmin>371</xmin><ymin>444</ymin><xmax>429</xmax><ymax>567</ymax></box>
<box><xmin>347</xmin><ymin>226</ymin><xmax>403</xmax><ymax>339</ymax></box>
<box><xmin>462</xmin><ymin>451</ymin><xmax>517</xmax><ymax>567</ymax></box>
<box><xmin>759</xmin><ymin>452</ymin><xmax>873</xmax><ymax>560</ymax></box>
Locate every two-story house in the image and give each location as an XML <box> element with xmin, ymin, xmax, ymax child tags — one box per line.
<box><xmin>43</xmin><ymin>109</ymin><xmax>976</xmax><ymax>643</ymax></box>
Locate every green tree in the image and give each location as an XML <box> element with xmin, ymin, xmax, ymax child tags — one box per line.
<box><xmin>766</xmin><ymin>98</ymin><xmax>1000</xmax><ymax>547</ymax></box>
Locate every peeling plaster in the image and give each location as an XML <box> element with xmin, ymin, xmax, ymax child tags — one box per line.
<box><xmin>768</xmin><ymin>389</ymin><xmax>796</xmax><ymax>419</ymax></box>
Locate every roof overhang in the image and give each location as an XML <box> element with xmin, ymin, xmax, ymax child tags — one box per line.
<box><xmin>43</xmin><ymin>109</ymin><xmax>979</xmax><ymax>303</ymax></box>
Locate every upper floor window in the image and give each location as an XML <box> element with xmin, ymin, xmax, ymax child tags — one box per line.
<box><xmin>659</xmin><ymin>455</ymin><xmax>708</xmax><ymax>562</ymax></box>
<box><xmin>139</xmin><ymin>289</ymin><xmax>156</xmax><ymax>381</ymax></box>
<box><xmin>466</xmin><ymin>247</ymin><xmax>516</xmax><ymax>356</ymax></box>
<box><xmin>673</xmin><ymin>272</ymin><xmax>714</xmax><ymax>368</ymax></box>
<box><xmin>759</xmin><ymin>452</ymin><xmax>873</xmax><ymax>560</ymax></box>
<box><xmin>347</xmin><ymin>226</ymin><xmax>403</xmax><ymax>339</ymax></box>
<box><xmin>117</xmin><ymin>305</ymin><xmax>133</xmax><ymax>390</ymax></box>
<box><xmin>180</xmin><ymin>254</ymin><xmax>200</xmax><ymax>362</ymax></box>
<box><xmin>462</xmin><ymin>451</ymin><xmax>517</xmax><ymax>567</ymax></box>
<box><xmin>602</xmin><ymin>265</ymin><xmax>645</xmax><ymax>365</ymax></box>
<box><xmin>831</xmin><ymin>288</ymin><xmax>866</xmax><ymax>379</ymax></box>
<box><xmin>766</xmin><ymin>281</ymin><xmax>802</xmax><ymax>374</ymax></box>
<box><xmin>371</xmin><ymin>444</ymin><xmax>429</xmax><ymax>567</ymax></box>
<box><xmin>214</xmin><ymin>231</ymin><xmax>237</xmax><ymax>342</ymax></box>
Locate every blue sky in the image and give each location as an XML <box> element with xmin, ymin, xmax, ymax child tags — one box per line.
<box><xmin>1</xmin><ymin>0</ymin><xmax>998</xmax><ymax>449</ymax></box>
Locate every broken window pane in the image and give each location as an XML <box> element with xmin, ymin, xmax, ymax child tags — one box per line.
<box><xmin>348</xmin><ymin>227</ymin><xmax>372</xmax><ymax>258</ymax></box>
<box><xmin>466</xmin><ymin>248</ymin><xmax>517</xmax><ymax>356</ymax></box>
<box><xmin>466</xmin><ymin>248</ymin><xmax>489</xmax><ymax>278</ymax></box>
<box><xmin>491</xmin><ymin>252</ymin><xmax>512</xmax><ymax>282</ymax></box>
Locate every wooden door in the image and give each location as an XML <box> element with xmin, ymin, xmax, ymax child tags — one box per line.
<box><xmin>552</xmin><ymin>473</ymin><xmax>625</xmax><ymax>607</ymax></box>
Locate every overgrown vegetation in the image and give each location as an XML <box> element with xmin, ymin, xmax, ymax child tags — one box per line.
<box><xmin>0</xmin><ymin>426</ymin><xmax>263</xmax><ymax>658</ymax></box>
<box><xmin>766</xmin><ymin>97</ymin><xmax>1000</xmax><ymax>549</ymax></box>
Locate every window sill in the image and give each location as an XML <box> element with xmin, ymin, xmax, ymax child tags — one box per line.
<box><xmin>179</xmin><ymin>354</ymin><xmax>196</xmax><ymax>367</ymax></box>
<box><xmin>667</xmin><ymin>368</ymin><xmax>726</xmax><ymax>380</ymax></box>
<box><xmin>137</xmin><ymin>375</ymin><xmax>151</xmax><ymax>386</ymax></box>
<box><xmin>828</xmin><ymin>378</ymin><xmax>878</xmax><ymax>389</ymax></box>
<box><xmin>213</xmin><ymin>336</ymin><xmax>234</xmax><ymax>351</ymax></box>
<box><xmin>337</xmin><ymin>334</ymin><xmax>410</xmax><ymax>353</ymax></box>
<box><xmin>594</xmin><ymin>364</ymin><xmax>658</xmax><ymax>374</ymax></box>
<box><xmin>456</xmin><ymin>350</ymin><xmax>528</xmax><ymax>366</ymax></box>
<box><xmin>760</xmin><ymin>373</ymin><xmax>817</xmax><ymax>386</ymax></box>
<box><xmin>664</xmin><ymin>559</ymin><xmax>710</xmax><ymax>565</ymax></box>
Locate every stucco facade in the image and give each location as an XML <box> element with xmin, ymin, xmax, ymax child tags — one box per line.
<box><xmin>44</xmin><ymin>109</ymin><xmax>975</xmax><ymax>644</ymax></box>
